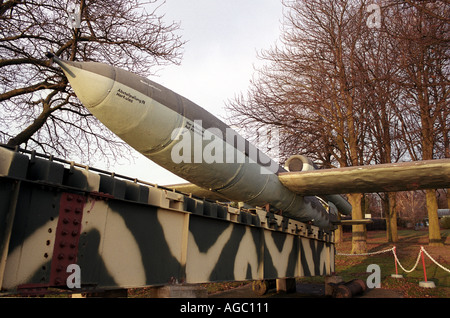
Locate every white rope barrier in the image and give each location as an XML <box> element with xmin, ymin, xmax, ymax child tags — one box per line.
<box><xmin>337</xmin><ymin>245</ymin><xmax>450</xmax><ymax>274</ymax></box>
<box><xmin>336</xmin><ymin>247</ymin><xmax>394</xmax><ymax>256</ymax></box>
<box><xmin>392</xmin><ymin>247</ymin><xmax>422</xmax><ymax>273</ymax></box>
<box><xmin>420</xmin><ymin>246</ymin><xmax>450</xmax><ymax>274</ymax></box>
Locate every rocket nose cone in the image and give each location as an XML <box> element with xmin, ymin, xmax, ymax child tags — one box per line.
<box><xmin>55</xmin><ymin>59</ymin><xmax>116</xmax><ymax>108</ymax></box>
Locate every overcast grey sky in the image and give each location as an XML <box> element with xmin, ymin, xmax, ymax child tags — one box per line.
<box><xmin>112</xmin><ymin>0</ymin><xmax>284</xmax><ymax>185</ymax></box>
<box><xmin>154</xmin><ymin>0</ymin><xmax>284</xmax><ymax>117</ymax></box>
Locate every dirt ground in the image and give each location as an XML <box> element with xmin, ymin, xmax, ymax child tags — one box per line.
<box><xmin>208</xmin><ymin>281</ymin><xmax>403</xmax><ymax>298</ymax></box>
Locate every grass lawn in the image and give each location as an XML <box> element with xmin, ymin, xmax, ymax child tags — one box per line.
<box><xmin>334</xmin><ymin>229</ymin><xmax>450</xmax><ymax>298</ymax></box>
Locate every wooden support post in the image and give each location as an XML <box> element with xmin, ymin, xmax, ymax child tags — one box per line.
<box><xmin>276</xmin><ymin>278</ymin><xmax>296</xmax><ymax>293</ymax></box>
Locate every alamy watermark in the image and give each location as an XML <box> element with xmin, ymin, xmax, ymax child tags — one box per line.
<box><xmin>67</xmin><ymin>2</ymin><xmax>81</xmax><ymax>29</ymax></box>
<box><xmin>170</xmin><ymin>120</ymin><xmax>280</xmax><ymax>175</ymax></box>
<box><xmin>366</xmin><ymin>3</ymin><xmax>381</xmax><ymax>29</ymax></box>
<box><xmin>367</xmin><ymin>264</ymin><xmax>381</xmax><ymax>288</ymax></box>
<box><xmin>66</xmin><ymin>263</ymin><xmax>81</xmax><ymax>289</ymax></box>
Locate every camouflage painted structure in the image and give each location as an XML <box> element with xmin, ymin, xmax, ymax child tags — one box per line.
<box><xmin>0</xmin><ymin>146</ymin><xmax>334</xmax><ymax>295</ymax></box>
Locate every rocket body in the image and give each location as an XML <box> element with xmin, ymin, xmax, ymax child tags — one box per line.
<box><xmin>53</xmin><ymin>57</ymin><xmax>333</xmax><ymax>229</ymax></box>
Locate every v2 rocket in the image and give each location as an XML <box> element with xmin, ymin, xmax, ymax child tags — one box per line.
<box><xmin>48</xmin><ymin>54</ymin><xmax>340</xmax><ymax>230</ymax></box>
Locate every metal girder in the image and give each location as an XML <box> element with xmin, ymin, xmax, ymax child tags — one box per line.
<box><xmin>0</xmin><ymin>146</ymin><xmax>334</xmax><ymax>294</ymax></box>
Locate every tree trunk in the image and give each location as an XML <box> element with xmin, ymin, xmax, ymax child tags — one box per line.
<box><xmin>7</xmin><ymin>108</ymin><xmax>51</xmax><ymax>147</ymax></box>
<box><xmin>348</xmin><ymin>193</ymin><xmax>366</xmax><ymax>254</ymax></box>
<box><xmin>385</xmin><ymin>192</ymin><xmax>398</xmax><ymax>243</ymax></box>
<box><xmin>6</xmin><ymin>91</ymin><xmax>59</xmax><ymax>147</ymax></box>
<box><xmin>425</xmin><ymin>189</ymin><xmax>443</xmax><ymax>246</ymax></box>
<box><xmin>446</xmin><ymin>189</ymin><xmax>450</xmax><ymax>210</ymax></box>
<box><xmin>334</xmin><ymin>213</ymin><xmax>343</xmax><ymax>243</ymax></box>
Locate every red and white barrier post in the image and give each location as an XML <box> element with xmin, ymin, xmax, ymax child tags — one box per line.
<box><xmin>419</xmin><ymin>246</ymin><xmax>436</xmax><ymax>288</ymax></box>
<box><xmin>391</xmin><ymin>246</ymin><xmax>403</xmax><ymax>279</ymax></box>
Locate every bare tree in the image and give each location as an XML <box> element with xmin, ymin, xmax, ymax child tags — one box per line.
<box><xmin>385</xmin><ymin>0</ymin><xmax>449</xmax><ymax>246</ymax></box>
<box><xmin>396</xmin><ymin>191</ymin><xmax>427</xmax><ymax>226</ymax></box>
<box><xmin>226</xmin><ymin>0</ymin><xmax>448</xmax><ymax>250</ymax></box>
<box><xmin>227</xmin><ymin>0</ymin><xmax>378</xmax><ymax>254</ymax></box>
<box><xmin>0</xmin><ymin>0</ymin><xmax>184</xmax><ymax>166</ymax></box>
<box><xmin>402</xmin><ymin>0</ymin><xmax>450</xmax><ymax>23</ymax></box>
<box><xmin>358</xmin><ymin>2</ymin><xmax>405</xmax><ymax>242</ymax></box>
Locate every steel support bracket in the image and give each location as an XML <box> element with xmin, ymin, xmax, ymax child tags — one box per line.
<box><xmin>49</xmin><ymin>192</ymin><xmax>85</xmax><ymax>288</ymax></box>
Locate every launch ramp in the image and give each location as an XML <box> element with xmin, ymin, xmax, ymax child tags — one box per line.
<box><xmin>0</xmin><ymin>146</ymin><xmax>334</xmax><ymax>295</ymax></box>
